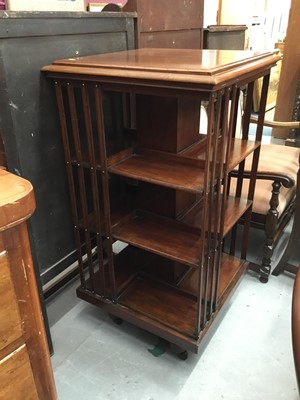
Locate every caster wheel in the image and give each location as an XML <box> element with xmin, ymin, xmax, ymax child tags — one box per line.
<box><xmin>178</xmin><ymin>350</ymin><xmax>188</xmax><ymax>360</ymax></box>
<box><xmin>259</xmin><ymin>276</ymin><xmax>268</xmax><ymax>284</ymax></box>
<box><xmin>109</xmin><ymin>315</ymin><xmax>123</xmax><ymax>325</ymax></box>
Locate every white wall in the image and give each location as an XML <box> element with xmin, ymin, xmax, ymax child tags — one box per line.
<box><xmin>264</xmin><ymin>0</ymin><xmax>291</xmax><ymax>49</ymax></box>
<box><xmin>203</xmin><ymin>0</ymin><xmax>218</xmax><ymax>27</ymax></box>
<box><xmin>217</xmin><ymin>0</ymin><xmax>291</xmax><ymax>51</ymax></box>
<box><xmin>219</xmin><ymin>0</ymin><xmax>252</xmax><ymax>26</ymax></box>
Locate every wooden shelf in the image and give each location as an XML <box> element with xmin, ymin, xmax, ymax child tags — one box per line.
<box><xmin>112</xmin><ymin>210</ymin><xmax>202</xmax><ymax>268</ymax></box>
<box><xmin>182</xmin><ymin>138</ymin><xmax>260</xmax><ymax>171</ymax></box>
<box><xmin>228</xmin><ymin>139</ymin><xmax>260</xmax><ymax>170</ymax></box>
<box><xmin>119</xmin><ymin>276</ymin><xmax>198</xmax><ymax>336</ymax></box>
<box><xmin>78</xmin><ymin>203</ymin><xmax>131</xmax><ymax>233</ymax></box>
<box><xmin>85</xmin><ymin>245</ymin><xmax>191</xmax><ymax>295</ymax></box>
<box><xmin>180</xmin><ymin>195</ymin><xmax>252</xmax><ymax>236</ymax></box>
<box><xmin>109</xmin><ymin>152</ymin><xmax>205</xmax><ymax>193</ymax></box>
<box><xmin>117</xmin><ymin>253</ymin><xmax>248</xmax><ymax>336</ymax></box>
<box><xmin>180</xmin><ymin>254</ymin><xmax>248</xmax><ymax>308</ymax></box>
<box><xmin>81</xmin><ymin>194</ymin><xmax>251</xmax><ymax>264</ymax></box>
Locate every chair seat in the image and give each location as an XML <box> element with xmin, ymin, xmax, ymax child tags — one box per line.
<box><xmin>230</xmin><ymin>144</ymin><xmax>299</xmax><ymax>216</ymax></box>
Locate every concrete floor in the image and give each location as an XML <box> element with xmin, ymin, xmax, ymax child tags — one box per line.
<box><xmin>46</xmin><ymin>219</ymin><xmax>299</xmax><ymax>400</ymax></box>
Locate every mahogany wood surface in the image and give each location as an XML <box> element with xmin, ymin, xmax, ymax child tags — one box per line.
<box><xmin>0</xmin><ymin>170</ymin><xmax>35</xmax><ymax>232</ymax></box>
<box><xmin>42</xmin><ymin>48</ymin><xmax>280</xmax><ymax>88</ymax></box>
<box><xmin>112</xmin><ymin>210</ymin><xmax>201</xmax><ymax>268</ymax></box>
<box><xmin>109</xmin><ymin>152</ymin><xmax>205</xmax><ymax>193</ymax></box>
<box><xmin>0</xmin><ymin>345</ymin><xmax>38</xmax><ymax>400</ymax></box>
<box><xmin>136</xmin><ymin>95</ymin><xmax>200</xmax><ymax>152</ymax></box>
<box><xmin>182</xmin><ymin>138</ymin><xmax>260</xmax><ymax>171</ymax></box>
<box><xmin>181</xmin><ymin>196</ymin><xmax>252</xmax><ymax>236</ymax></box>
<box><xmin>0</xmin><ymin>253</ymin><xmax>23</xmax><ymax>355</ymax></box>
<box><xmin>78</xmin><ymin>252</ymin><xmax>248</xmax><ymax>348</ymax></box>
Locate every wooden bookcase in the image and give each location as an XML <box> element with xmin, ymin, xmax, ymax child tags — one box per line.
<box><xmin>43</xmin><ymin>48</ymin><xmax>279</xmax><ymax>354</ymax></box>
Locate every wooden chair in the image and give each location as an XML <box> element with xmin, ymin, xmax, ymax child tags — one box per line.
<box><xmin>230</xmin><ymin>142</ymin><xmax>299</xmax><ymax>283</ymax></box>
<box><xmin>272</xmin><ymin>150</ymin><xmax>300</xmax><ymax>276</ymax></box>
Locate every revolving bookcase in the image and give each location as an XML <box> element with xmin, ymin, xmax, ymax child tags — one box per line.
<box><xmin>43</xmin><ymin>48</ymin><xmax>280</xmax><ymax>354</ymax></box>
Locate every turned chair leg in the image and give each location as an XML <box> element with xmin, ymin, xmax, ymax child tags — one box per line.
<box><xmin>259</xmin><ymin>181</ymin><xmax>281</xmax><ymax>283</ymax></box>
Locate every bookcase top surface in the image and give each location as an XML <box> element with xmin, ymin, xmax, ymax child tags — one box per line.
<box><xmin>43</xmin><ymin>48</ymin><xmax>280</xmax><ymax>86</ymax></box>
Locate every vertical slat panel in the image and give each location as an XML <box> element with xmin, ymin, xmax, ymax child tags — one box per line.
<box><xmin>54</xmin><ymin>81</ymin><xmax>86</xmax><ymax>288</ymax></box>
<box><xmin>229</xmin><ymin>89</ymin><xmax>243</xmax><ymax>256</ymax></box>
<box><xmin>247</xmin><ymin>74</ymin><xmax>271</xmax><ymax>203</ymax></box>
<box><xmin>94</xmin><ymin>85</ymin><xmax>117</xmax><ymax>299</ymax></box>
<box><xmin>67</xmin><ymin>83</ymin><xmax>95</xmax><ymax>292</ymax></box>
<box><xmin>195</xmin><ymin>95</ymin><xmax>214</xmax><ymax>337</ymax></box>
<box><xmin>204</xmin><ymin>90</ymin><xmax>222</xmax><ymax>323</ymax></box>
<box><xmin>253</xmin><ymin>73</ymin><xmax>271</xmax><ymax>143</ymax></box>
<box><xmin>196</xmin><ymin>92</ymin><xmax>214</xmax><ymax>334</ymax></box>
<box><xmin>81</xmin><ymin>84</ymin><xmax>106</xmax><ymax>295</ymax></box>
<box><xmin>240</xmin><ymin>73</ymin><xmax>271</xmax><ymax>259</ymax></box>
<box><xmin>211</xmin><ymin>87</ymin><xmax>232</xmax><ymax>313</ymax></box>
<box><xmin>242</xmin><ymin>81</ymin><xmax>254</xmax><ymax>140</ymax></box>
<box><xmin>231</xmin><ymin>82</ymin><xmax>252</xmax><ymax>256</ymax></box>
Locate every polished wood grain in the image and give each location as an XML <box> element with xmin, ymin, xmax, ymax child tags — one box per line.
<box><xmin>0</xmin><ymin>170</ymin><xmax>35</xmax><ymax>232</ymax></box>
<box><xmin>180</xmin><ymin>255</ymin><xmax>248</xmax><ymax>308</ymax></box>
<box><xmin>136</xmin><ymin>95</ymin><xmax>200</xmax><ymax>153</ymax></box>
<box><xmin>0</xmin><ymin>345</ymin><xmax>38</xmax><ymax>400</ymax></box>
<box><xmin>42</xmin><ymin>48</ymin><xmax>280</xmax><ymax>87</ymax></box>
<box><xmin>0</xmin><ymin>251</ymin><xmax>23</xmax><ymax>354</ymax></box>
<box><xmin>116</xmin><ymin>253</ymin><xmax>247</xmax><ymax>336</ymax></box>
<box><xmin>0</xmin><ymin>170</ymin><xmax>57</xmax><ymax>399</ymax></box>
<box><xmin>109</xmin><ymin>152</ymin><xmax>205</xmax><ymax>193</ymax></box>
<box><xmin>112</xmin><ymin>210</ymin><xmax>201</xmax><ymax>268</ymax></box>
<box><xmin>181</xmin><ymin>195</ymin><xmax>252</xmax><ymax>236</ymax></box>
<box><xmin>47</xmin><ymin>48</ymin><xmax>277</xmax><ymax>75</ymax></box>
<box><xmin>119</xmin><ymin>277</ymin><xmax>199</xmax><ymax>336</ymax></box>
<box><xmin>182</xmin><ymin>138</ymin><xmax>260</xmax><ymax>171</ymax></box>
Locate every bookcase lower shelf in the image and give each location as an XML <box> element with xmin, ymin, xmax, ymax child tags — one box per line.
<box><xmin>77</xmin><ymin>249</ymin><xmax>248</xmax><ymax>353</ymax></box>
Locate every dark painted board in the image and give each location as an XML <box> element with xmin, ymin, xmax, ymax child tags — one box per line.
<box><xmin>140</xmin><ymin>29</ymin><xmax>202</xmax><ymax>49</ymax></box>
<box><xmin>0</xmin><ymin>12</ymin><xmax>135</xmax><ymax>285</ymax></box>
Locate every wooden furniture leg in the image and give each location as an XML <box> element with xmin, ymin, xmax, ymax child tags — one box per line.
<box><xmin>272</xmin><ymin>152</ymin><xmax>300</xmax><ymax>276</ymax></box>
<box><xmin>259</xmin><ymin>180</ymin><xmax>282</xmax><ymax>282</ymax></box>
